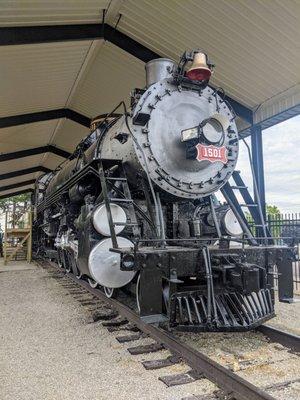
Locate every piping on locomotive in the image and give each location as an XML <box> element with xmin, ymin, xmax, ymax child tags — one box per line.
<box><xmin>33</xmin><ymin>50</ymin><xmax>295</xmax><ymax>331</ymax></box>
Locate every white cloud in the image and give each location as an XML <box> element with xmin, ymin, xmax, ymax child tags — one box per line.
<box><xmin>234</xmin><ymin>115</ymin><xmax>300</xmax><ymax>213</ymax></box>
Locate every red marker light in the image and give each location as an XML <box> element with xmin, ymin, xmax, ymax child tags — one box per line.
<box><xmin>186</xmin><ymin>67</ymin><xmax>211</xmax><ymax>81</ymax></box>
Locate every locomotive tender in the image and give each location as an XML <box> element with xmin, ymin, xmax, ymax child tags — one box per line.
<box><xmin>34</xmin><ymin>50</ymin><xmax>294</xmax><ymax>331</ymax></box>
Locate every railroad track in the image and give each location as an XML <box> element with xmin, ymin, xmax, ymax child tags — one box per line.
<box><xmin>257</xmin><ymin>325</ymin><xmax>300</xmax><ymax>354</ymax></box>
<box><xmin>37</xmin><ymin>260</ymin><xmax>300</xmax><ymax>400</ymax></box>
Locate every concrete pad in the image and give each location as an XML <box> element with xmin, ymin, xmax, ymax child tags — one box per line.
<box><xmin>0</xmin><ymin>259</ymin><xmax>37</xmax><ymax>272</ymax></box>
<box><xmin>0</xmin><ymin>261</ymin><xmax>216</xmax><ymax>400</ymax></box>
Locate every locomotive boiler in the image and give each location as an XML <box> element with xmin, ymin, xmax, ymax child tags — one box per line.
<box><xmin>34</xmin><ymin>50</ymin><xmax>294</xmax><ymax>331</ymax></box>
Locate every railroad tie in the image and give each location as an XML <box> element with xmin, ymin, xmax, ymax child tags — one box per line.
<box><xmin>263</xmin><ymin>377</ymin><xmax>300</xmax><ymax>391</ymax></box>
<box><xmin>92</xmin><ymin>309</ymin><xmax>119</xmax><ymax>322</ymax></box>
<box><xmin>142</xmin><ymin>355</ymin><xmax>181</xmax><ymax>370</ymax></box>
<box><xmin>107</xmin><ymin>324</ymin><xmax>140</xmax><ymax>333</ymax></box>
<box><xmin>102</xmin><ymin>318</ymin><xmax>128</xmax><ymax>327</ymax></box>
<box><xmin>181</xmin><ymin>396</ymin><xmax>217</xmax><ymax>400</ymax></box>
<box><xmin>181</xmin><ymin>391</ymin><xmax>234</xmax><ymax>400</ymax></box>
<box><xmin>116</xmin><ymin>333</ymin><xmax>145</xmax><ymax>343</ymax></box>
<box><xmin>127</xmin><ymin>343</ymin><xmax>164</xmax><ymax>355</ymax></box>
<box><xmin>159</xmin><ymin>369</ymin><xmax>204</xmax><ymax>387</ymax></box>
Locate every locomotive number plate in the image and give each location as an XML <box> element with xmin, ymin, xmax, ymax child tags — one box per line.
<box><xmin>196</xmin><ymin>144</ymin><xmax>227</xmax><ymax>164</ymax></box>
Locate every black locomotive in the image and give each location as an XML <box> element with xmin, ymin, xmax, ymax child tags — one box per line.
<box><xmin>33</xmin><ymin>50</ymin><xmax>295</xmax><ymax>331</ymax></box>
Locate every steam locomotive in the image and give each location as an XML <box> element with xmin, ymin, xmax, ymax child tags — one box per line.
<box><xmin>34</xmin><ymin>50</ymin><xmax>294</xmax><ymax>331</ymax></box>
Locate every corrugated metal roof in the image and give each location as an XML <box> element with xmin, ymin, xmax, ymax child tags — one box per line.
<box><xmin>0</xmin><ymin>0</ymin><xmax>111</xmax><ymax>26</ymax></box>
<box><xmin>0</xmin><ymin>41</ymin><xmax>94</xmax><ymax>116</ymax></box>
<box><xmin>0</xmin><ymin>0</ymin><xmax>299</xmax><ymax>197</ymax></box>
<box><xmin>117</xmin><ymin>0</ymin><xmax>300</xmax><ymax>108</ymax></box>
<box><xmin>0</xmin><ymin>155</ymin><xmax>44</xmax><ymax>176</ymax></box>
<box><xmin>0</xmin><ymin>175</ymin><xmax>37</xmax><ymax>188</ymax></box>
<box><xmin>0</xmin><ymin>185</ymin><xmax>34</xmax><ymax>198</ymax></box>
<box><xmin>254</xmin><ymin>84</ymin><xmax>300</xmax><ymax>124</ymax></box>
<box><xmin>0</xmin><ymin>120</ymin><xmax>59</xmax><ymax>153</ymax></box>
<box><xmin>70</xmin><ymin>41</ymin><xmax>145</xmax><ymax>117</ymax></box>
<box><xmin>52</xmin><ymin>119</ymin><xmax>90</xmax><ymax>152</ymax></box>
<box><xmin>42</xmin><ymin>153</ymin><xmax>67</xmax><ymax>171</ymax></box>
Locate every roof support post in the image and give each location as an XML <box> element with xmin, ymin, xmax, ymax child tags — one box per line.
<box><xmin>251</xmin><ymin>124</ymin><xmax>266</xmax><ymax>224</ymax></box>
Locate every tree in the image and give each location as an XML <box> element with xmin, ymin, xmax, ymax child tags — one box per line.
<box><xmin>0</xmin><ymin>193</ymin><xmax>31</xmax><ymax>213</ymax></box>
<box><xmin>266</xmin><ymin>204</ymin><xmax>281</xmax><ymax>216</ymax></box>
<box><xmin>245</xmin><ymin>204</ymin><xmax>282</xmax><ymax>238</ymax></box>
<box><xmin>0</xmin><ymin>193</ymin><xmax>31</xmax><ymax>229</ymax></box>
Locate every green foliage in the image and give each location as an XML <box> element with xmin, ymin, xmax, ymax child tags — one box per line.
<box><xmin>0</xmin><ymin>193</ymin><xmax>31</xmax><ymax>213</ymax></box>
<box><xmin>245</xmin><ymin>204</ymin><xmax>282</xmax><ymax>240</ymax></box>
<box><xmin>266</xmin><ymin>204</ymin><xmax>280</xmax><ymax>216</ymax></box>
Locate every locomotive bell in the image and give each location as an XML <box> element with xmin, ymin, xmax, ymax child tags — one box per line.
<box><xmin>186</xmin><ymin>52</ymin><xmax>212</xmax><ymax>81</ymax></box>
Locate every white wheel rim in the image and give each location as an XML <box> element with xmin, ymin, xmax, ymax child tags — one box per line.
<box><xmin>103</xmin><ymin>287</ymin><xmax>114</xmax><ymax>298</ymax></box>
<box><xmin>136</xmin><ymin>274</ymin><xmax>141</xmax><ymax>313</ymax></box>
<box><xmin>88</xmin><ymin>278</ymin><xmax>98</xmax><ymax>288</ymax></box>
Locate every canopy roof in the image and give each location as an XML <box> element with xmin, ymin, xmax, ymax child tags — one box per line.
<box><xmin>0</xmin><ymin>0</ymin><xmax>299</xmax><ymax>198</ymax></box>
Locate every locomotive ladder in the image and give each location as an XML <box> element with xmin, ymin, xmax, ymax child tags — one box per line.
<box><xmin>221</xmin><ymin>170</ymin><xmax>272</xmax><ymax>245</ymax></box>
<box><xmin>98</xmin><ymin>159</ymin><xmax>140</xmax><ymax>248</ymax></box>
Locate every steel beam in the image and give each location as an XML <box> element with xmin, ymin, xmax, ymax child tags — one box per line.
<box><xmin>64</xmin><ymin>109</ymin><xmax>90</xmax><ymax>127</ymax></box>
<box><xmin>0</xmin><ymin>23</ymin><xmax>253</xmax><ymax>123</ymax></box>
<box><xmin>0</xmin><ymin>188</ymin><xmax>34</xmax><ymax>200</ymax></box>
<box><xmin>0</xmin><ymin>145</ymin><xmax>71</xmax><ymax>162</ymax></box>
<box><xmin>251</xmin><ymin>124</ymin><xmax>266</xmax><ymax>220</ymax></box>
<box><xmin>240</xmin><ymin>103</ymin><xmax>300</xmax><ymax>138</ymax></box>
<box><xmin>0</xmin><ymin>23</ymin><xmax>158</xmax><ymax>62</ymax></box>
<box><xmin>0</xmin><ymin>109</ymin><xmax>90</xmax><ymax>128</ymax></box>
<box><xmin>0</xmin><ymin>166</ymin><xmax>51</xmax><ymax>181</ymax></box>
<box><xmin>223</xmin><ymin>95</ymin><xmax>253</xmax><ymax>124</ymax></box>
<box><xmin>0</xmin><ymin>179</ymin><xmax>36</xmax><ymax>192</ymax></box>
<box><xmin>104</xmin><ymin>24</ymin><xmax>159</xmax><ymax>63</ymax></box>
<box><xmin>0</xmin><ymin>23</ymin><xmax>104</xmax><ymax>46</ymax></box>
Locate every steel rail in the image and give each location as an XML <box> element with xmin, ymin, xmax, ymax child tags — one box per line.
<box><xmin>42</xmin><ymin>262</ymin><xmax>276</xmax><ymax>400</ymax></box>
<box><xmin>257</xmin><ymin>325</ymin><xmax>300</xmax><ymax>353</ymax></box>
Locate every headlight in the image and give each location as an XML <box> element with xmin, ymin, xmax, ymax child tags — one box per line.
<box><xmin>181</xmin><ymin>126</ymin><xmax>199</xmax><ymax>142</ymax></box>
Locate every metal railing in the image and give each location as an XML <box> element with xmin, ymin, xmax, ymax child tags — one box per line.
<box><xmin>248</xmin><ymin>212</ymin><xmax>300</xmax><ymax>294</ymax></box>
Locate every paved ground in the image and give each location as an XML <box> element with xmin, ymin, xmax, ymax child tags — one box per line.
<box><xmin>0</xmin><ymin>260</ymin><xmax>215</xmax><ymax>400</ymax></box>
<box><xmin>268</xmin><ymin>293</ymin><xmax>300</xmax><ymax>336</ymax></box>
<box><xmin>1</xmin><ymin>260</ymin><xmax>299</xmax><ymax>400</ymax></box>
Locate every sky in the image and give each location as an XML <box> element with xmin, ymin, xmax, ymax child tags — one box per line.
<box><xmin>234</xmin><ymin>115</ymin><xmax>300</xmax><ymax>214</ymax></box>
